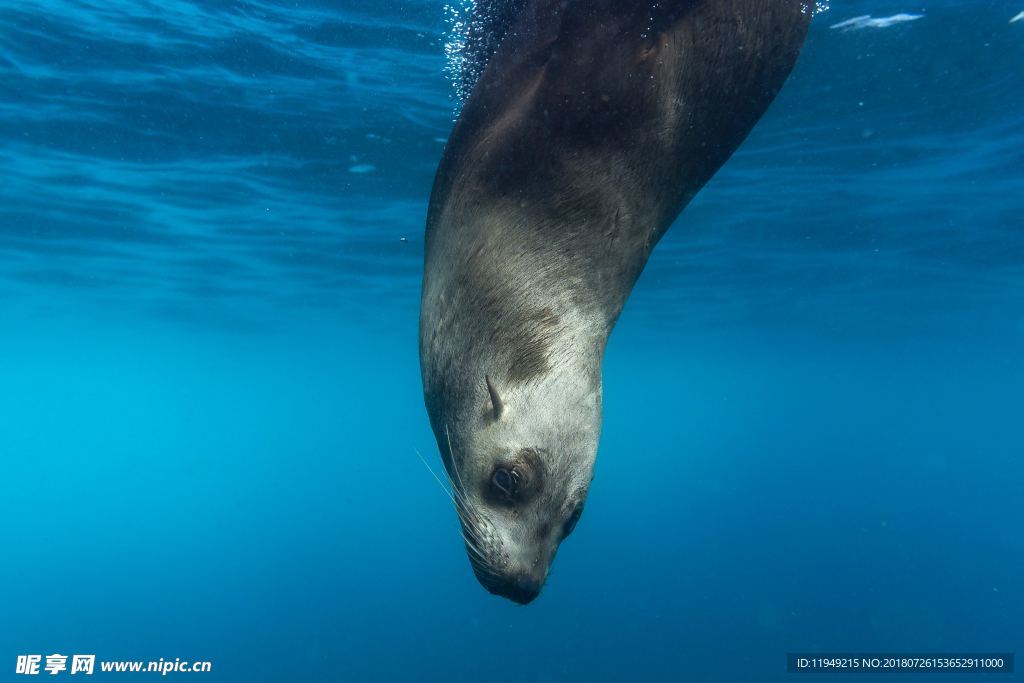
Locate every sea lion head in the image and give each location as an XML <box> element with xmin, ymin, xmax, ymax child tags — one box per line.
<box><xmin>431</xmin><ymin>367</ymin><xmax>600</xmax><ymax>604</ymax></box>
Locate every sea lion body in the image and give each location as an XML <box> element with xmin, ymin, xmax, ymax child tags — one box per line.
<box><xmin>420</xmin><ymin>0</ymin><xmax>811</xmax><ymax>603</ymax></box>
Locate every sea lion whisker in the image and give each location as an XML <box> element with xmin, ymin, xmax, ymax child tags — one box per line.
<box><xmin>460</xmin><ymin>531</ymin><xmax>492</xmax><ymax>567</ymax></box>
<box><xmin>467</xmin><ymin>550</ymin><xmax>500</xmax><ymax>577</ymax></box>
<box><xmin>462</xmin><ymin>536</ymin><xmax>488</xmax><ymax>562</ymax></box>
<box><xmin>451</xmin><ymin>487</ymin><xmax>476</xmax><ymax>513</ymax></box>
<box><xmin>444</xmin><ymin>422</ymin><xmax>472</xmax><ymax>497</ymax></box>
<box><xmin>441</xmin><ymin>422</ymin><xmax>509</xmax><ymax>577</ymax></box>
<box><xmin>456</xmin><ymin>513</ymin><xmax>487</xmax><ymax>547</ymax></box>
<box><xmin>448</xmin><ymin>478</ymin><xmax>471</xmax><ymax>506</ymax></box>
<box><xmin>413</xmin><ymin>448</ymin><xmax>457</xmax><ymax>505</ymax></box>
<box><xmin>451</xmin><ymin>487</ymin><xmax>480</xmax><ymax>525</ymax></box>
<box><xmin>458</xmin><ymin>516</ymin><xmax>481</xmax><ymax>536</ymax></box>
<box><xmin>413</xmin><ymin>447</ymin><xmax>492</xmax><ymax>563</ymax></box>
<box><xmin>459</xmin><ymin>528</ymin><xmax>479</xmax><ymax>549</ymax></box>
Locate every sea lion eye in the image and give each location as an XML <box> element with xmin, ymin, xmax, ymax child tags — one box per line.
<box><xmin>491</xmin><ymin>467</ymin><xmax>520</xmax><ymax>498</ymax></box>
<box><xmin>562</xmin><ymin>505</ymin><xmax>584</xmax><ymax>539</ymax></box>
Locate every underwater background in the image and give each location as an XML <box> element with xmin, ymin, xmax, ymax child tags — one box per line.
<box><xmin>1</xmin><ymin>0</ymin><xmax>1022</xmax><ymax>680</ymax></box>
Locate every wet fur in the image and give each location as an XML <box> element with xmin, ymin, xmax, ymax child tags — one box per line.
<box><xmin>420</xmin><ymin>0</ymin><xmax>811</xmax><ymax>601</ymax></box>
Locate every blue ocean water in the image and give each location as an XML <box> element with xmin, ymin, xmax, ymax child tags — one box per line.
<box><xmin>1</xmin><ymin>0</ymin><xmax>1022</xmax><ymax>680</ymax></box>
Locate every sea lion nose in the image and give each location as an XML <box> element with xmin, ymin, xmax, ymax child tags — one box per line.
<box><xmin>493</xmin><ymin>573</ymin><xmax>543</xmax><ymax>605</ymax></box>
<box><xmin>475</xmin><ymin>568</ymin><xmax>544</xmax><ymax>604</ymax></box>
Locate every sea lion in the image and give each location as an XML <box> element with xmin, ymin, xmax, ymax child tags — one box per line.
<box><xmin>419</xmin><ymin>0</ymin><xmax>811</xmax><ymax>604</ymax></box>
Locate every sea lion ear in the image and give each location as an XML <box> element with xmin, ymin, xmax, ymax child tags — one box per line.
<box><xmin>485</xmin><ymin>375</ymin><xmax>504</xmax><ymax>421</ymax></box>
